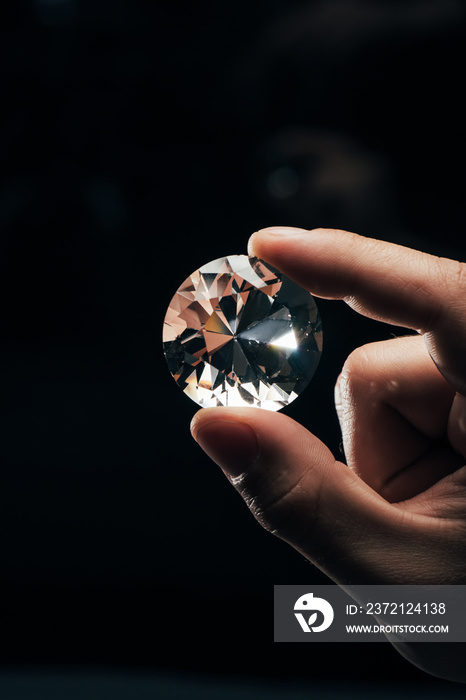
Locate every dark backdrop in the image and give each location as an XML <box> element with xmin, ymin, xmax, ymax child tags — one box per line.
<box><xmin>1</xmin><ymin>0</ymin><xmax>465</xmax><ymax>689</ymax></box>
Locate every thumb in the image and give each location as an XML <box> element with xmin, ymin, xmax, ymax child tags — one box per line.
<box><xmin>191</xmin><ymin>406</ymin><xmax>401</xmax><ymax>584</ymax></box>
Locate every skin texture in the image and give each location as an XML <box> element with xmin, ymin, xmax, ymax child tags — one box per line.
<box><xmin>190</xmin><ymin>227</ymin><xmax>466</xmax><ymax>682</ymax></box>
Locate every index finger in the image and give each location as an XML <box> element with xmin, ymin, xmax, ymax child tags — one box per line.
<box><xmin>248</xmin><ymin>227</ymin><xmax>466</xmax><ymax>392</ymax></box>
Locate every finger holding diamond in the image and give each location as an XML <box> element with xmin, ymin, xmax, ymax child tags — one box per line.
<box><xmin>249</xmin><ymin>227</ymin><xmax>466</xmax><ymax>394</ymax></box>
<box><xmin>190</xmin><ymin>405</ymin><xmax>391</xmax><ymax>578</ymax></box>
<box><xmin>190</xmin><ymin>405</ymin><xmax>466</xmax><ymax>585</ymax></box>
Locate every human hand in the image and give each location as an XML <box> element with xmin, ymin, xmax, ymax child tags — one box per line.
<box><xmin>190</xmin><ymin>227</ymin><xmax>466</xmax><ymax>681</ymax></box>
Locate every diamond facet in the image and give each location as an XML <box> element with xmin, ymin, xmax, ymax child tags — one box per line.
<box><xmin>163</xmin><ymin>255</ymin><xmax>322</xmax><ymax>411</ymax></box>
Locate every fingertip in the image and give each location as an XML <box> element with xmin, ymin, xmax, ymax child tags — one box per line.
<box><xmin>190</xmin><ymin>408</ymin><xmax>264</xmax><ymax>479</ymax></box>
<box><xmin>190</xmin><ymin>406</ymin><xmax>258</xmax><ymax>442</ymax></box>
<box><xmin>190</xmin><ymin>407</ymin><xmax>222</xmax><ymax>441</ymax></box>
<box><xmin>193</xmin><ymin>419</ymin><xmax>259</xmax><ymax>478</ymax></box>
<box><xmin>248</xmin><ymin>226</ymin><xmax>312</xmax><ymax>258</ymax></box>
<box><xmin>247</xmin><ymin>231</ymin><xmax>259</xmax><ymax>257</ymax></box>
<box><xmin>189</xmin><ymin>408</ymin><xmax>204</xmax><ymax>440</ymax></box>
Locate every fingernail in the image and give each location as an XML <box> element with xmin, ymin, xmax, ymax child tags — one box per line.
<box><xmin>192</xmin><ymin>420</ymin><xmax>259</xmax><ymax>478</ymax></box>
<box><xmin>257</xmin><ymin>226</ymin><xmax>307</xmax><ymax>236</ymax></box>
<box><xmin>248</xmin><ymin>227</ymin><xmax>307</xmax><ymax>256</ymax></box>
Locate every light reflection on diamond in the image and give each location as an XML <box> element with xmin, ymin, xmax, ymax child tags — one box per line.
<box><xmin>163</xmin><ymin>255</ymin><xmax>322</xmax><ymax>411</ymax></box>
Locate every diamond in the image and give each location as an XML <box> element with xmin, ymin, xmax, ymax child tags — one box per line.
<box><xmin>162</xmin><ymin>255</ymin><xmax>322</xmax><ymax>411</ymax></box>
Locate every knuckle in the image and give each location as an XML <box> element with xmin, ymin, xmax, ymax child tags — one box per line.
<box><xmin>427</xmin><ymin>257</ymin><xmax>466</xmax><ymax>330</ymax></box>
<box><xmin>340</xmin><ymin>344</ymin><xmax>378</xmax><ymax>395</ymax></box>
<box><xmin>455</xmin><ymin>261</ymin><xmax>466</xmax><ymax>290</ymax></box>
<box><xmin>448</xmin><ymin>260</ymin><xmax>466</xmax><ymax>315</ymax></box>
<box><xmin>439</xmin><ymin>257</ymin><xmax>466</xmax><ymax>290</ymax></box>
<box><xmin>342</xmin><ymin>344</ymin><xmax>373</xmax><ymax>375</ymax></box>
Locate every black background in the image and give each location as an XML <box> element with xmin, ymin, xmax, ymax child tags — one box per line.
<box><xmin>1</xmin><ymin>0</ymin><xmax>466</xmax><ymax>692</ymax></box>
